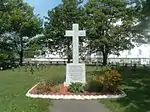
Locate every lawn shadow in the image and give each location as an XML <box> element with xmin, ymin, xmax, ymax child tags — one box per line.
<box><xmin>114</xmin><ymin>67</ymin><xmax>150</xmax><ymax>112</ymax></box>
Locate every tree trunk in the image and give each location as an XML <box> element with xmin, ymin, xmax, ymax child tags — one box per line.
<box><xmin>67</xmin><ymin>56</ymin><xmax>71</xmax><ymax>63</ymax></box>
<box><xmin>102</xmin><ymin>51</ymin><xmax>108</xmax><ymax>66</ymax></box>
<box><xmin>19</xmin><ymin>50</ymin><xmax>23</xmax><ymax>65</ymax></box>
<box><xmin>19</xmin><ymin>37</ymin><xmax>23</xmax><ymax>66</ymax></box>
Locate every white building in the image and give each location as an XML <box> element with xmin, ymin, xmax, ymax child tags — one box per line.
<box><xmin>30</xmin><ymin>43</ymin><xmax>150</xmax><ymax>65</ymax></box>
<box><xmin>108</xmin><ymin>43</ymin><xmax>150</xmax><ymax>64</ymax></box>
<box><xmin>109</xmin><ymin>44</ymin><xmax>150</xmax><ymax>59</ymax></box>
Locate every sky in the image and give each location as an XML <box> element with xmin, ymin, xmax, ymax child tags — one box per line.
<box><xmin>24</xmin><ymin>0</ymin><xmax>62</xmax><ymax>18</ymax></box>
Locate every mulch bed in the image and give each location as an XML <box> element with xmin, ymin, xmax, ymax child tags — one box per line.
<box><xmin>30</xmin><ymin>83</ymin><xmax>122</xmax><ymax>96</ymax></box>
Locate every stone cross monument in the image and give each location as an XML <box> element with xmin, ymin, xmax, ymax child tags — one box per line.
<box><xmin>65</xmin><ymin>24</ymin><xmax>86</xmax><ymax>63</ymax></box>
<box><xmin>64</xmin><ymin>24</ymin><xmax>86</xmax><ymax>85</ymax></box>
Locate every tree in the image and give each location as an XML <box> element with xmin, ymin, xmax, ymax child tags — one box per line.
<box><xmin>24</xmin><ymin>35</ymin><xmax>44</xmax><ymax>58</ymax></box>
<box><xmin>85</xmin><ymin>0</ymin><xmax>140</xmax><ymax>65</ymax></box>
<box><xmin>135</xmin><ymin>0</ymin><xmax>150</xmax><ymax>41</ymax></box>
<box><xmin>0</xmin><ymin>0</ymin><xmax>11</xmax><ymax>34</ymax></box>
<box><xmin>0</xmin><ymin>40</ymin><xmax>15</xmax><ymax>62</ymax></box>
<box><xmin>0</xmin><ymin>0</ymin><xmax>17</xmax><ymax>63</ymax></box>
<box><xmin>0</xmin><ymin>0</ymin><xmax>24</xmax><ymax>34</ymax></box>
<box><xmin>0</xmin><ymin>0</ymin><xmax>43</xmax><ymax>65</ymax></box>
<box><xmin>44</xmin><ymin>0</ymin><xmax>85</xmax><ymax>63</ymax></box>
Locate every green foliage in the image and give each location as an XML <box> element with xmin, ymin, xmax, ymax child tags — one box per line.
<box><xmin>85</xmin><ymin>0</ymin><xmax>140</xmax><ymax>65</ymax></box>
<box><xmin>68</xmin><ymin>82</ymin><xmax>85</xmax><ymax>93</ymax></box>
<box><xmin>0</xmin><ymin>66</ymin><xmax>150</xmax><ymax>111</ymax></box>
<box><xmin>0</xmin><ymin>41</ymin><xmax>16</xmax><ymax>69</ymax></box>
<box><xmin>8</xmin><ymin>0</ymin><xmax>43</xmax><ymax>37</ymax></box>
<box><xmin>36</xmin><ymin>81</ymin><xmax>54</xmax><ymax>94</ymax></box>
<box><xmin>44</xmin><ymin>0</ymin><xmax>85</xmax><ymax>62</ymax></box>
<box><xmin>36</xmin><ymin>78</ymin><xmax>62</xmax><ymax>94</ymax></box>
<box><xmin>135</xmin><ymin>0</ymin><xmax>150</xmax><ymax>42</ymax></box>
<box><xmin>103</xmin><ymin>69</ymin><xmax>122</xmax><ymax>94</ymax></box>
<box><xmin>0</xmin><ymin>0</ymin><xmax>43</xmax><ymax>65</ymax></box>
<box><xmin>85</xmin><ymin>79</ymin><xmax>103</xmax><ymax>92</ymax></box>
<box><xmin>24</xmin><ymin>50</ymin><xmax>40</xmax><ymax>58</ymax></box>
<box><xmin>0</xmin><ymin>52</ymin><xmax>9</xmax><ymax>61</ymax></box>
<box><xmin>87</xmin><ymin>69</ymin><xmax>122</xmax><ymax>93</ymax></box>
<box><xmin>0</xmin><ymin>0</ymin><xmax>12</xmax><ymax>34</ymax></box>
<box><xmin>24</xmin><ymin>35</ymin><xmax>44</xmax><ymax>58</ymax></box>
<box><xmin>54</xmin><ymin>85</ymin><xmax>60</xmax><ymax>92</ymax></box>
<box><xmin>92</xmin><ymin>66</ymin><xmax>112</xmax><ymax>75</ymax></box>
<box><xmin>115</xmin><ymin>63</ymin><xmax>122</xmax><ymax>71</ymax></box>
<box><xmin>0</xmin><ymin>37</ymin><xmax>15</xmax><ymax>62</ymax></box>
<box><xmin>49</xmin><ymin>75</ymin><xmax>64</xmax><ymax>85</ymax></box>
<box><xmin>0</xmin><ymin>51</ymin><xmax>15</xmax><ymax>62</ymax></box>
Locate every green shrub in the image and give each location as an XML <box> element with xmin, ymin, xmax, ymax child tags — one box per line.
<box><xmin>45</xmin><ymin>75</ymin><xmax>64</xmax><ymax>86</ymax></box>
<box><xmin>92</xmin><ymin>66</ymin><xmax>111</xmax><ymax>76</ymax></box>
<box><xmin>35</xmin><ymin>77</ymin><xmax>64</xmax><ymax>94</ymax></box>
<box><xmin>36</xmin><ymin>81</ymin><xmax>54</xmax><ymax>94</ymax></box>
<box><xmin>115</xmin><ymin>63</ymin><xmax>122</xmax><ymax>71</ymax></box>
<box><xmin>36</xmin><ymin>80</ymin><xmax>61</xmax><ymax>94</ymax></box>
<box><xmin>54</xmin><ymin>85</ymin><xmax>60</xmax><ymax>92</ymax></box>
<box><xmin>68</xmin><ymin>82</ymin><xmax>85</xmax><ymax>93</ymax></box>
<box><xmin>85</xmin><ymin>79</ymin><xmax>103</xmax><ymax>92</ymax></box>
<box><xmin>87</xmin><ymin>69</ymin><xmax>122</xmax><ymax>94</ymax></box>
<box><xmin>103</xmin><ymin>69</ymin><xmax>121</xmax><ymax>93</ymax></box>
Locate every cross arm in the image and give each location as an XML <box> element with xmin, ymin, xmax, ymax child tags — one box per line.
<box><xmin>65</xmin><ymin>30</ymin><xmax>73</xmax><ymax>37</ymax></box>
<box><xmin>79</xmin><ymin>30</ymin><xmax>86</xmax><ymax>36</ymax></box>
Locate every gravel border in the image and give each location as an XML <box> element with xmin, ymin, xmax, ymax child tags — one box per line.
<box><xmin>26</xmin><ymin>83</ymin><xmax>126</xmax><ymax>100</ymax></box>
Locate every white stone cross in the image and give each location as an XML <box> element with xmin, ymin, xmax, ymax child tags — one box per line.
<box><xmin>65</xmin><ymin>24</ymin><xmax>86</xmax><ymax>64</ymax></box>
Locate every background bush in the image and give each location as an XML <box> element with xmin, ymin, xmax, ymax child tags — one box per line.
<box><xmin>87</xmin><ymin>68</ymin><xmax>122</xmax><ymax>94</ymax></box>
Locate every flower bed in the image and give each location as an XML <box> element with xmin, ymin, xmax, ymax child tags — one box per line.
<box><xmin>26</xmin><ymin>69</ymin><xmax>126</xmax><ymax>100</ymax></box>
<box><xmin>26</xmin><ymin>83</ymin><xmax>126</xmax><ymax>100</ymax></box>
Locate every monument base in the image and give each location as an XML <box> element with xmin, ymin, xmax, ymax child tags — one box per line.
<box><xmin>65</xmin><ymin>63</ymin><xmax>86</xmax><ymax>85</ymax></box>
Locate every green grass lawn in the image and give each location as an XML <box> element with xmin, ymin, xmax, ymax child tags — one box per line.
<box><xmin>0</xmin><ymin>65</ymin><xmax>66</xmax><ymax>112</ymax></box>
<box><xmin>101</xmin><ymin>68</ymin><xmax>150</xmax><ymax>112</ymax></box>
<box><xmin>0</xmin><ymin>65</ymin><xmax>150</xmax><ymax>112</ymax></box>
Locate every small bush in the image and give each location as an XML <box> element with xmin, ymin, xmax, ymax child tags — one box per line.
<box><xmin>36</xmin><ymin>81</ymin><xmax>54</xmax><ymax>94</ymax></box>
<box><xmin>68</xmin><ymin>82</ymin><xmax>85</xmax><ymax>93</ymax></box>
<box><xmin>92</xmin><ymin>66</ymin><xmax>111</xmax><ymax>76</ymax></box>
<box><xmin>115</xmin><ymin>63</ymin><xmax>122</xmax><ymax>71</ymax></box>
<box><xmin>103</xmin><ymin>69</ymin><xmax>121</xmax><ymax>94</ymax></box>
<box><xmin>35</xmin><ymin>77</ymin><xmax>63</xmax><ymax>94</ymax></box>
<box><xmin>85</xmin><ymin>79</ymin><xmax>103</xmax><ymax>92</ymax></box>
<box><xmin>87</xmin><ymin>69</ymin><xmax>122</xmax><ymax>94</ymax></box>
<box><xmin>54</xmin><ymin>85</ymin><xmax>60</xmax><ymax>92</ymax></box>
<box><xmin>45</xmin><ymin>76</ymin><xmax>64</xmax><ymax>86</ymax></box>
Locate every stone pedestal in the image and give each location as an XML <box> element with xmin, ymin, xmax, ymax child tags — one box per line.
<box><xmin>64</xmin><ymin>63</ymin><xmax>86</xmax><ymax>86</ymax></box>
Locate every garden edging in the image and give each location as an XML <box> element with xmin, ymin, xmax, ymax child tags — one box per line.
<box><xmin>26</xmin><ymin>83</ymin><xmax>127</xmax><ymax>100</ymax></box>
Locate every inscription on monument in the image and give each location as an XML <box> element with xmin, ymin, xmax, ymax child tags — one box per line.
<box><xmin>66</xmin><ymin>64</ymin><xmax>85</xmax><ymax>84</ymax></box>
